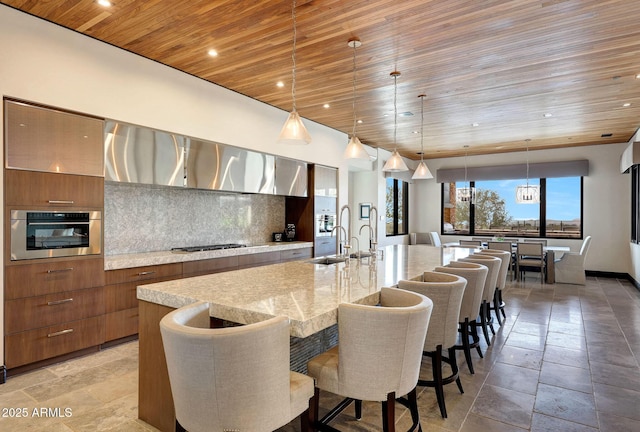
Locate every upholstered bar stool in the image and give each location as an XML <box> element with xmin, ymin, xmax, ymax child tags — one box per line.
<box><xmin>478</xmin><ymin>249</ymin><xmax>511</xmax><ymax>325</ymax></box>
<box><xmin>160</xmin><ymin>301</ymin><xmax>314</xmax><ymax>432</ymax></box>
<box><xmin>460</xmin><ymin>254</ymin><xmax>501</xmax><ymax>346</ymax></box>
<box><xmin>487</xmin><ymin>241</ymin><xmax>515</xmax><ymax>281</ymax></box>
<box><xmin>307</xmin><ymin>287</ymin><xmax>433</xmax><ymax>432</ymax></box>
<box><xmin>398</xmin><ymin>272</ymin><xmax>466</xmax><ymax>418</ymax></box>
<box><xmin>434</xmin><ymin>261</ymin><xmax>488</xmax><ymax>374</ymax></box>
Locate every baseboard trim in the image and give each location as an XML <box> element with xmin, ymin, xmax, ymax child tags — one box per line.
<box><xmin>586</xmin><ymin>271</ymin><xmax>640</xmax><ymax>292</ymax></box>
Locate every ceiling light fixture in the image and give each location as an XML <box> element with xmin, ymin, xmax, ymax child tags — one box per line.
<box><xmin>515</xmin><ymin>141</ymin><xmax>540</xmax><ymax>204</ymax></box>
<box><xmin>382</xmin><ymin>71</ymin><xmax>409</xmax><ymax>172</ymax></box>
<box><xmin>277</xmin><ymin>0</ymin><xmax>311</xmax><ymax>145</ymax></box>
<box><xmin>412</xmin><ymin>94</ymin><xmax>434</xmax><ymax>180</ymax></box>
<box><xmin>97</xmin><ymin>0</ymin><xmax>112</xmax><ymax>7</ymax></box>
<box><xmin>207</xmin><ymin>49</ymin><xmax>218</xmax><ymax>57</ymax></box>
<box><xmin>457</xmin><ymin>145</ymin><xmax>475</xmax><ymax>203</ymax></box>
<box><xmin>343</xmin><ymin>38</ymin><xmax>369</xmax><ymax>160</ymax></box>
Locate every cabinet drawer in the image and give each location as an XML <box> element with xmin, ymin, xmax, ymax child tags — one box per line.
<box><xmin>280</xmin><ymin>248</ymin><xmax>312</xmax><ymax>262</ymax></box>
<box><xmin>182</xmin><ymin>256</ymin><xmax>238</xmax><ymax>276</ymax></box>
<box><xmin>105</xmin><ymin>308</ymin><xmax>139</xmax><ymax>341</ymax></box>
<box><xmin>238</xmin><ymin>251</ymin><xmax>281</xmax><ymax>269</ymax></box>
<box><xmin>5</xmin><ymin>287</ymin><xmax>105</xmax><ymax>334</ymax></box>
<box><xmin>5</xmin><ymin>170</ymin><xmax>104</xmax><ymax>209</ymax></box>
<box><xmin>314</xmin><ymin>238</ymin><xmax>336</xmax><ymax>257</ymax></box>
<box><xmin>5</xmin><ymin>257</ymin><xmax>104</xmax><ymax>300</ymax></box>
<box><xmin>5</xmin><ymin>315</ymin><xmax>105</xmax><ymax>369</ymax></box>
<box><xmin>105</xmin><ymin>273</ymin><xmax>183</xmax><ymax>313</ymax></box>
<box><xmin>105</xmin><ymin>263</ymin><xmax>182</xmax><ymax>285</ymax></box>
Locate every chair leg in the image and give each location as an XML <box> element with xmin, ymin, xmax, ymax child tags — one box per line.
<box><xmin>300</xmin><ymin>407</ymin><xmax>312</xmax><ymax>432</ymax></box>
<box><xmin>478</xmin><ymin>302</ymin><xmax>491</xmax><ymax>345</ymax></box>
<box><xmin>470</xmin><ymin>320</ymin><xmax>484</xmax><ymax>358</ymax></box>
<box><xmin>381</xmin><ymin>392</ymin><xmax>396</xmax><ymax>432</ymax></box>
<box><xmin>459</xmin><ymin>319</ymin><xmax>475</xmax><ymax>374</ymax></box>
<box><xmin>498</xmin><ymin>288</ymin><xmax>506</xmax><ymax>319</ymax></box>
<box><xmin>492</xmin><ymin>289</ymin><xmax>503</xmax><ymax>326</ymax></box>
<box><xmin>448</xmin><ymin>347</ymin><xmax>464</xmax><ymax>394</ymax></box>
<box><xmin>406</xmin><ymin>387</ymin><xmax>422</xmax><ymax>432</ymax></box>
<box><xmin>355</xmin><ymin>399</ymin><xmax>362</xmax><ymax>420</ymax></box>
<box><xmin>311</xmin><ymin>386</ymin><xmax>320</xmax><ymax>429</ymax></box>
<box><xmin>176</xmin><ymin>420</ymin><xmax>186</xmax><ymax>432</ymax></box>
<box><xmin>432</xmin><ymin>346</ymin><xmax>447</xmax><ymax>418</ymax></box>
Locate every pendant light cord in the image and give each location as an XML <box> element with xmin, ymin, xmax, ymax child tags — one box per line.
<box><xmin>291</xmin><ymin>0</ymin><xmax>297</xmax><ymax>112</ymax></box>
<box><xmin>419</xmin><ymin>95</ymin><xmax>425</xmax><ymax>162</ymax></box>
<box><xmin>393</xmin><ymin>73</ymin><xmax>398</xmax><ymax>150</ymax></box>
<box><xmin>351</xmin><ymin>41</ymin><xmax>357</xmax><ymax>137</ymax></box>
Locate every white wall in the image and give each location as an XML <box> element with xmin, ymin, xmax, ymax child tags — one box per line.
<box><xmin>408</xmin><ymin>143</ymin><xmax>631</xmax><ymax>274</ymax></box>
<box><xmin>0</xmin><ymin>5</ymin><xmax>349</xmax><ymax>367</ymax></box>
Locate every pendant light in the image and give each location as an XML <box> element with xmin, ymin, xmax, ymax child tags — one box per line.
<box><xmin>516</xmin><ymin>142</ymin><xmax>540</xmax><ymax>203</ymax></box>
<box><xmin>382</xmin><ymin>71</ymin><xmax>409</xmax><ymax>172</ymax></box>
<box><xmin>457</xmin><ymin>146</ymin><xmax>475</xmax><ymax>203</ymax></box>
<box><xmin>343</xmin><ymin>38</ymin><xmax>369</xmax><ymax>160</ymax></box>
<box><xmin>277</xmin><ymin>0</ymin><xmax>312</xmax><ymax>145</ymax></box>
<box><xmin>412</xmin><ymin>94</ymin><xmax>434</xmax><ymax>179</ymax></box>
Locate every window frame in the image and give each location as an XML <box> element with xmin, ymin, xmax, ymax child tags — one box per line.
<box><xmin>440</xmin><ymin>176</ymin><xmax>583</xmax><ymax>239</ymax></box>
<box><xmin>386</xmin><ymin>178</ymin><xmax>409</xmax><ymax>237</ymax></box>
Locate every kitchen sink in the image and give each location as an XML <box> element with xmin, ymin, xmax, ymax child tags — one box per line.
<box><xmin>350</xmin><ymin>251</ymin><xmax>372</xmax><ymax>258</ymax></box>
<box><xmin>308</xmin><ymin>257</ymin><xmax>347</xmax><ymax>265</ymax></box>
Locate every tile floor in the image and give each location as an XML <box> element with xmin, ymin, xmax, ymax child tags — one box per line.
<box><xmin>1</xmin><ymin>274</ymin><xmax>639</xmax><ymax>431</ymax></box>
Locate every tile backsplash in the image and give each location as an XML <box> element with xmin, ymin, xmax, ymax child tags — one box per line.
<box><xmin>104</xmin><ymin>183</ymin><xmax>285</xmax><ymax>255</ymax></box>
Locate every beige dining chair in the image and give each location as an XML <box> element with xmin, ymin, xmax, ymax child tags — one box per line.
<box><xmin>160</xmin><ymin>301</ymin><xmax>314</xmax><ymax>432</ymax></box>
<box><xmin>434</xmin><ymin>261</ymin><xmax>488</xmax><ymax>374</ymax></box>
<box><xmin>307</xmin><ymin>287</ymin><xmax>432</xmax><ymax>432</ymax></box>
<box><xmin>478</xmin><ymin>249</ymin><xmax>511</xmax><ymax>325</ymax></box>
<box><xmin>524</xmin><ymin>238</ymin><xmax>548</xmax><ymax>246</ymax></box>
<box><xmin>516</xmin><ymin>242</ymin><xmax>545</xmax><ymax>282</ymax></box>
<box><xmin>459</xmin><ymin>239</ymin><xmax>482</xmax><ymax>247</ymax></box>
<box><xmin>429</xmin><ymin>231</ymin><xmax>442</xmax><ymax>247</ymax></box>
<box><xmin>460</xmin><ymin>254</ymin><xmax>501</xmax><ymax>345</ymax></box>
<box><xmin>555</xmin><ymin>236</ymin><xmax>592</xmax><ymax>285</ymax></box>
<box><xmin>398</xmin><ymin>272</ymin><xmax>466</xmax><ymax>418</ymax></box>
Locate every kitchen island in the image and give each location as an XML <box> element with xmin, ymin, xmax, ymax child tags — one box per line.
<box><xmin>137</xmin><ymin>244</ymin><xmax>474</xmax><ymax>432</ymax></box>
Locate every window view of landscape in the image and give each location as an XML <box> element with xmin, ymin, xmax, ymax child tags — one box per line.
<box><xmin>443</xmin><ymin>177</ymin><xmax>581</xmax><ymax>239</ymax></box>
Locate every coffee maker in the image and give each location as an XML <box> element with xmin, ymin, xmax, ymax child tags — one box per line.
<box><xmin>285</xmin><ymin>223</ymin><xmax>296</xmax><ymax>241</ymax></box>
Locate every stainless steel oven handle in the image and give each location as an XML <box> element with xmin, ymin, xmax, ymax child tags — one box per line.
<box><xmin>47</xmin><ymin>329</ymin><xmax>74</xmax><ymax>338</ymax></box>
<box><xmin>47</xmin><ymin>298</ymin><xmax>74</xmax><ymax>306</ymax></box>
<box><xmin>28</xmin><ymin>222</ymin><xmax>90</xmax><ymax>226</ymax></box>
<box><xmin>137</xmin><ymin>271</ymin><xmax>156</xmax><ymax>276</ymax></box>
<box><xmin>47</xmin><ymin>200</ymin><xmax>75</xmax><ymax>205</ymax></box>
<box><xmin>46</xmin><ymin>268</ymin><xmax>74</xmax><ymax>274</ymax></box>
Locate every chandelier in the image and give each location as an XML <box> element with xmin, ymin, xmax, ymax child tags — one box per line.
<box><xmin>515</xmin><ymin>144</ymin><xmax>540</xmax><ymax>204</ymax></box>
<box><xmin>457</xmin><ymin>146</ymin><xmax>475</xmax><ymax>203</ymax></box>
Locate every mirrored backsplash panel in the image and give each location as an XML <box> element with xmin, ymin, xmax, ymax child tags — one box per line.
<box><xmin>104</xmin><ymin>182</ymin><xmax>285</xmax><ymax>255</ymax></box>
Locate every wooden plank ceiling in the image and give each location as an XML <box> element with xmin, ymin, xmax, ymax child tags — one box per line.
<box><xmin>3</xmin><ymin>0</ymin><xmax>640</xmax><ymax>159</ymax></box>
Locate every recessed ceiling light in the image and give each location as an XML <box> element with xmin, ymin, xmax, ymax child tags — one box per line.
<box><xmin>636</xmin><ymin>73</ymin><xmax>640</xmax><ymax>79</ymax></box>
<box><xmin>623</xmin><ymin>102</ymin><xmax>631</xmax><ymax>107</ymax></box>
<box><xmin>601</xmin><ymin>133</ymin><xmax>613</xmax><ymax>137</ymax></box>
<box><xmin>357</xmin><ymin>119</ymin><xmax>363</xmax><ymax>124</ymax></box>
<box><xmin>323</xmin><ymin>103</ymin><xmax>330</xmax><ymax>109</ymax></box>
<box><xmin>398</xmin><ymin>111</ymin><xmax>413</xmax><ymax>117</ymax></box>
<box><xmin>276</xmin><ymin>81</ymin><xmax>284</xmax><ymax>88</ymax></box>
<box><xmin>207</xmin><ymin>49</ymin><xmax>218</xmax><ymax>57</ymax></box>
<box><xmin>97</xmin><ymin>0</ymin><xmax>112</xmax><ymax>7</ymax></box>
<box><xmin>471</xmin><ymin>122</ymin><xmax>479</xmax><ymax>127</ymax></box>
<box><xmin>412</xmin><ymin>130</ymin><xmax>419</xmax><ymax>134</ymax></box>
<box><xmin>543</xmin><ymin>113</ymin><xmax>553</xmax><ymax>118</ymax></box>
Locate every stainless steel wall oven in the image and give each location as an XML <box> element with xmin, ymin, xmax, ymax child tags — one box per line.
<box><xmin>10</xmin><ymin>210</ymin><xmax>102</xmax><ymax>260</ymax></box>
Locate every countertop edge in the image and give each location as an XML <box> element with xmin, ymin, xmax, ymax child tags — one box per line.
<box><xmin>104</xmin><ymin>241</ymin><xmax>314</xmax><ymax>270</ymax></box>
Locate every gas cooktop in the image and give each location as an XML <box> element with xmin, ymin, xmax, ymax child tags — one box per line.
<box><xmin>170</xmin><ymin>243</ymin><xmax>247</xmax><ymax>253</ymax></box>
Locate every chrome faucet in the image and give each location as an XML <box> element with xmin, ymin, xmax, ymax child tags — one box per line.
<box><xmin>339</xmin><ymin>205</ymin><xmax>351</xmax><ymax>241</ymax></box>
<box><xmin>331</xmin><ymin>225</ymin><xmax>349</xmax><ymax>257</ymax></box>
<box><xmin>367</xmin><ymin>206</ymin><xmax>379</xmax><ymax>252</ymax></box>
<box><xmin>359</xmin><ymin>224</ymin><xmax>374</xmax><ymax>252</ymax></box>
<box><xmin>351</xmin><ymin>236</ymin><xmax>360</xmax><ymax>259</ymax></box>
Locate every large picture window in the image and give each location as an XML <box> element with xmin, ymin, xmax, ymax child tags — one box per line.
<box><xmin>386</xmin><ymin>177</ymin><xmax>408</xmax><ymax>236</ymax></box>
<box><xmin>442</xmin><ymin>177</ymin><xmax>582</xmax><ymax>239</ymax></box>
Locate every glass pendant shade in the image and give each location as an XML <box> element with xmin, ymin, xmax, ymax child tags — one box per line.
<box><xmin>382</xmin><ymin>149</ymin><xmax>409</xmax><ymax>172</ymax></box>
<box><xmin>277</xmin><ymin>111</ymin><xmax>312</xmax><ymax>145</ymax></box>
<box><xmin>412</xmin><ymin>161</ymin><xmax>434</xmax><ymax>179</ymax></box>
<box><xmin>516</xmin><ymin>184</ymin><xmax>540</xmax><ymax>203</ymax></box>
<box><xmin>457</xmin><ymin>186</ymin><xmax>476</xmax><ymax>203</ymax></box>
<box><xmin>344</xmin><ymin>135</ymin><xmax>369</xmax><ymax>159</ymax></box>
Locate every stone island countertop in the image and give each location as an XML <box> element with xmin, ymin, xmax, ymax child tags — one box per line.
<box><xmin>104</xmin><ymin>241</ymin><xmax>313</xmax><ymax>270</ymax></box>
<box><xmin>137</xmin><ymin>244</ymin><xmax>474</xmax><ymax>338</ymax></box>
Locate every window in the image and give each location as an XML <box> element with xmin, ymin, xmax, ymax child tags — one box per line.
<box><xmin>386</xmin><ymin>177</ymin><xmax>408</xmax><ymax>236</ymax></box>
<box><xmin>441</xmin><ymin>177</ymin><xmax>582</xmax><ymax>239</ymax></box>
